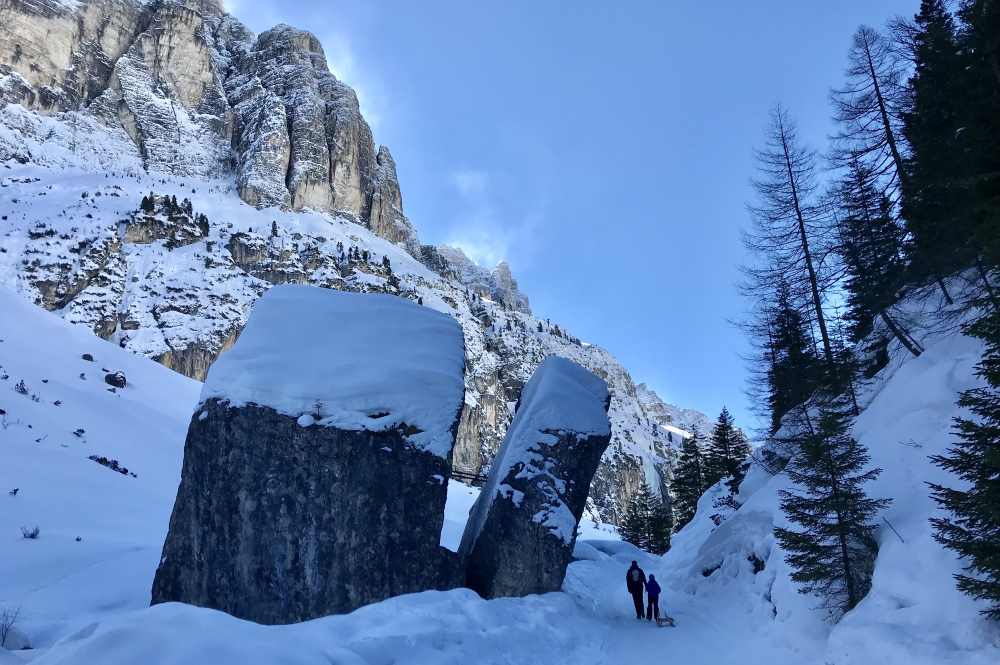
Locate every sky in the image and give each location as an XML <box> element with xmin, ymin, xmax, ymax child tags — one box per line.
<box><xmin>226</xmin><ymin>0</ymin><xmax>919</xmax><ymax>430</ymax></box>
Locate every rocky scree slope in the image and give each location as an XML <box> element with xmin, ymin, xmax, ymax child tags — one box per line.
<box><xmin>0</xmin><ymin>0</ymin><xmax>707</xmax><ymax>523</ymax></box>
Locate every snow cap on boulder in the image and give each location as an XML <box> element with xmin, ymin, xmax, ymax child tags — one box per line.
<box><xmin>200</xmin><ymin>284</ymin><xmax>466</xmax><ymax>458</ymax></box>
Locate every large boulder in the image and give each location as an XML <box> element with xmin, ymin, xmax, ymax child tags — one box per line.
<box><xmin>459</xmin><ymin>356</ymin><xmax>611</xmax><ymax>598</ymax></box>
<box><xmin>151</xmin><ymin>285</ymin><xmax>466</xmax><ymax>623</ymax></box>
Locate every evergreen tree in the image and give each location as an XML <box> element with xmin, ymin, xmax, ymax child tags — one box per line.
<box><xmin>901</xmin><ymin>1</ymin><xmax>972</xmax><ymax>295</ymax></box>
<box><xmin>768</xmin><ymin>284</ymin><xmax>823</xmax><ymax>433</ymax></box>
<box><xmin>619</xmin><ymin>486</ymin><xmax>650</xmax><ymax>550</ymax></box>
<box><xmin>647</xmin><ymin>493</ymin><xmax>672</xmax><ymax>555</ymax></box>
<box><xmin>929</xmin><ymin>308</ymin><xmax>1000</xmax><ymax>620</ymax></box>
<box><xmin>619</xmin><ymin>482</ymin><xmax>672</xmax><ymax>555</ymax></box>
<box><xmin>729</xmin><ymin>429</ymin><xmax>753</xmax><ymax>493</ymax></box>
<box><xmin>140</xmin><ymin>194</ymin><xmax>154</xmax><ymax>213</ymax></box>
<box><xmin>832</xmin><ymin>156</ymin><xmax>923</xmax><ymax>363</ymax></box>
<box><xmin>956</xmin><ymin>0</ymin><xmax>1000</xmax><ymax>274</ymax></box>
<box><xmin>705</xmin><ymin>407</ymin><xmax>751</xmax><ymax>493</ymax></box>
<box><xmin>774</xmin><ymin>398</ymin><xmax>891</xmax><ymax>618</ymax></box>
<box><xmin>671</xmin><ymin>427</ymin><xmax>707</xmax><ymax>530</ymax></box>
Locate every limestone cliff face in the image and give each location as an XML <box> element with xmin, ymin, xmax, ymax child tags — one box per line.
<box><xmin>0</xmin><ymin>0</ymin><xmax>145</xmax><ymax>111</ymax></box>
<box><xmin>0</xmin><ymin>0</ymin><xmax>419</xmax><ymax>251</ymax></box>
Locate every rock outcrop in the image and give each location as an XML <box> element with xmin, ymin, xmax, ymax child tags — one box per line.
<box><xmin>150</xmin><ymin>286</ymin><xmax>466</xmax><ymax>623</ymax></box>
<box><xmin>435</xmin><ymin>246</ymin><xmax>532</xmax><ymax>314</ymax></box>
<box><xmin>0</xmin><ymin>0</ymin><xmax>419</xmax><ymax>252</ymax></box>
<box><xmin>459</xmin><ymin>357</ymin><xmax>612</xmax><ymax>598</ymax></box>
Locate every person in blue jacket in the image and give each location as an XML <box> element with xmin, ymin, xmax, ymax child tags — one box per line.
<box><xmin>645</xmin><ymin>574</ymin><xmax>662</xmax><ymax>621</ymax></box>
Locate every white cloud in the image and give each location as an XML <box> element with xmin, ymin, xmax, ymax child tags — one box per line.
<box><xmin>442</xmin><ymin>167</ymin><xmax>545</xmax><ymax>268</ymax></box>
<box><xmin>448</xmin><ymin>169</ymin><xmax>490</xmax><ymax>198</ymax></box>
<box><xmin>447</xmin><ymin>227</ymin><xmax>509</xmax><ymax>267</ymax></box>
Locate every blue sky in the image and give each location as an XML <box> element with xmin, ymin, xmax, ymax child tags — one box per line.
<box><xmin>227</xmin><ymin>0</ymin><xmax>918</xmax><ymax>429</ymax></box>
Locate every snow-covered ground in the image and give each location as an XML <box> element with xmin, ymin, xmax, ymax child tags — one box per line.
<box><xmin>3</xmin><ymin>284</ymin><xmax>999</xmax><ymax>663</ymax></box>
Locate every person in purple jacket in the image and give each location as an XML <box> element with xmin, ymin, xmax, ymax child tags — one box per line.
<box><xmin>645</xmin><ymin>574</ymin><xmax>662</xmax><ymax>621</ymax></box>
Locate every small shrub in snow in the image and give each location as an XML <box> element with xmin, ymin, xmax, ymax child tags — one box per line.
<box><xmin>20</xmin><ymin>526</ymin><xmax>39</xmax><ymax>539</ymax></box>
<box><xmin>0</xmin><ymin>605</ymin><xmax>20</xmax><ymax>648</ymax></box>
<box><xmin>88</xmin><ymin>455</ymin><xmax>136</xmax><ymax>477</ymax></box>
<box><xmin>103</xmin><ymin>371</ymin><xmax>126</xmax><ymax>389</ymax></box>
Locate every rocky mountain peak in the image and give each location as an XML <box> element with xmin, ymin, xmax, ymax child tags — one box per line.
<box><xmin>635</xmin><ymin>383</ymin><xmax>711</xmax><ymax>436</ymax></box>
<box><xmin>433</xmin><ymin>247</ymin><xmax>532</xmax><ymax>315</ymax></box>
<box><xmin>0</xmin><ymin>0</ymin><xmax>420</xmax><ymax>254</ymax></box>
<box><xmin>259</xmin><ymin>23</ymin><xmax>327</xmax><ymax>61</ymax></box>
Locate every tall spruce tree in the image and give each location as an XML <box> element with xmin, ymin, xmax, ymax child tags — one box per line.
<box><xmin>833</xmin><ymin>156</ymin><xmax>922</xmax><ymax>359</ymax></box>
<box><xmin>705</xmin><ymin>407</ymin><xmax>752</xmax><ymax>494</ymax></box>
<box><xmin>929</xmin><ymin>309</ymin><xmax>1000</xmax><ymax>620</ymax></box>
<box><xmin>901</xmin><ymin>1</ymin><xmax>973</xmax><ymax>296</ymax></box>
<box><xmin>620</xmin><ymin>482</ymin><xmax>672</xmax><ymax>555</ymax></box>
<box><xmin>647</xmin><ymin>493</ymin><xmax>672</xmax><ymax>555</ymax></box>
<box><xmin>671</xmin><ymin>427</ymin><xmax>707</xmax><ymax>530</ymax></box>
<box><xmin>956</xmin><ymin>1</ymin><xmax>1000</xmax><ymax>275</ymax></box>
<box><xmin>774</xmin><ymin>398</ymin><xmax>891</xmax><ymax>618</ymax></box>
<box><xmin>768</xmin><ymin>284</ymin><xmax>823</xmax><ymax>433</ymax></box>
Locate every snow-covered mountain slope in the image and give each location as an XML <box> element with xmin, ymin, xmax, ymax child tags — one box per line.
<box><xmin>0</xmin><ymin>286</ymin><xmax>199</xmax><ymax>648</ymax></box>
<box><xmin>0</xmin><ymin>161</ymin><xmax>700</xmax><ymax>524</ymax></box>
<box><xmin>0</xmin><ymin>0</ymin><xmax>709</xmax><ymax>524</ymax></box>
<box><xmin>663</xmin><ymin>313</ymin><xmax>1000</xmax><ymax>664</ymax></box>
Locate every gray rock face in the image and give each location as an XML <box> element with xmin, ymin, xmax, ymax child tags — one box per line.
<box><xmin>367</xmin><ymin>147</ymin><xmax>419</xmax><ymax>254</ymax></box>
<box><xmin>151</xmin><ymin>399</ymin><xmax>460</xmax><ymax>623</ymax></box>
<box><xmin>122</xmin><ymin>197</ymin><xmax>208</xmax><ymax>248</ymax></box>
<box><xmin>434</xmin><ymin>246</ymin><xmax>532</xmax><ymax>314</ymax></box>
<box><xmin>151</xmin><ymin>286</ymin><xmax>467</xmax><ymax>623</ymax></box>
<box><xmin>460</xmin><ymin>357</ymin><xmax>612</xmax><ymax>598</ymax></box>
